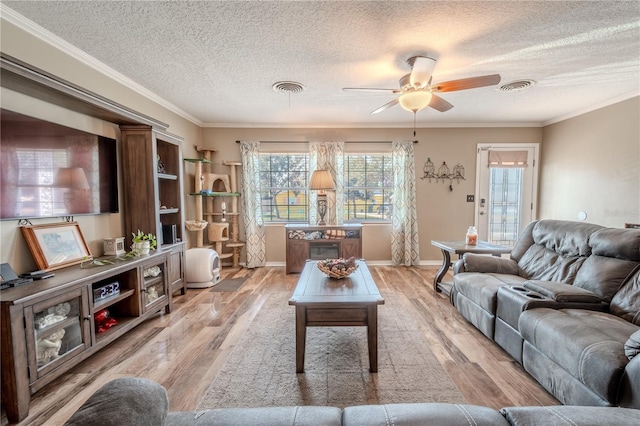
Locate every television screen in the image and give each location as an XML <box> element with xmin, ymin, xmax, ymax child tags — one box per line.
<box><xmin>0</xmin><ymin>109</ymin><xmax>119</xmax><ymax>220</ymax></box>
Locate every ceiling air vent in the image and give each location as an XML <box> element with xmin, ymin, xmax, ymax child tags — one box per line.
<box><xmin>498</xmin><ymin>79</ymin><xmax>536</xmax><ymax>93</ymax></box>
<box><xmin>272</xmin><ymin>81</ymin><xmax>306</xmax><ymax>94</ymax></box>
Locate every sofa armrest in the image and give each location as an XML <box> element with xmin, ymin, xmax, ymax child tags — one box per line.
<box><xmin>500</xmin><ymin>406</ymin><xmax>640</xmax><ymax>425</ymax></box>
<box><xmin>626</xmin><ymin>330</ymin><xmax>640</xmax><ymax>360</ymax></box>
<box><xmin>620</xmin><ymin>353</ymin><xmax>640</xmax><ymax>409</ymax></box>
<box><xmin>523</xmin><ymin>280</ymin><xmax>604</xmax><ymax>303</ymax></box>
<box><xmin>457</xmin><ymin>253</ymin><xmax>519</xmax><ymax>275</ymax></box>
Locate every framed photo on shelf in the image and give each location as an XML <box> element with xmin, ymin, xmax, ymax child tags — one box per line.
<box><xmin>21</xmin><ymin>222</ymin><xmax>93</xmax><ymax>271</ymax></box>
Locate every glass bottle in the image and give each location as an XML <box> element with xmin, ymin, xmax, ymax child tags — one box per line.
<box><xmin>466</xmin><ymin>226</ymin><xmax>478</xmax><ymax>245</ymax></box>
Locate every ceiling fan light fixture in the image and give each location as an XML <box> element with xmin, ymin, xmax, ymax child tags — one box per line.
<box><xmin>398</xmin><ymin>90</ymin><xmax>432</xmax><ymax>113</ymax></box>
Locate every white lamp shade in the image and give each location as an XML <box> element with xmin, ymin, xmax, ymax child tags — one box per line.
<box><xmin>398</xmin><ymin>90</ymin><xmax>432</xmax><ymax>113</ymax></box>
<box><xmin>309</xmin><ymin>169</ymin><xmax>335</xmax><ymax>190</ymax></box>
<box><xmin>54</xmin><ymin>167</ymin><xmax>90</xmax><ymax>189</ymax></box>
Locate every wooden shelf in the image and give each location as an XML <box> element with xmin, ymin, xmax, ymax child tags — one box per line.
<box><xmin>34</xmin><ymin>316</ymin><xmax>79</xmax><ymax>340</ymax></box>
<box><xmin>184</xmin><ymin>158</ymin><xmax>212</xmax><ymax>164</ymax></box>
<box><xmin>94</xmin><ymin>288</ymin><xmax>135</xmax><ymax>311</ymax></box>
<box><xmin>206</xmin><ymin>212</ymin><xmax>239</xmax><ymax>216</ymax></box>
<box><xmin>189</xmin><ymin>192</ymin><xmax>241</xmax><ymax>197</ymax></box>
<box><xmin>158</xmin><ymin>172</ymin><xmax>178</xmax><ymax>180</ymax></box>
<box><xmin>226</xmin><ymin>242</ymin><xmax>245</xmax><ymax>248</ymax></box>
<box><xmin>94</xmin><ymin>316</ymin><xmax>138</xmax><ymax>342</ymax></box>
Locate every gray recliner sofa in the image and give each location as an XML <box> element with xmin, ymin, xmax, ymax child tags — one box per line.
<box><xmin>65</xmin><ymin>377</ymin><xmax>640</xmax><ymax>425</ymax></box>
<box><xmin>451</xmin><ymin>219</ymin><xmax>640</xmax><ymax>408</ymax></box>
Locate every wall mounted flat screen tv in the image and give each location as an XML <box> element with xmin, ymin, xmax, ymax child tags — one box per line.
<box><xmin>1</xmin><ymin>109</ymin><xmax>119</xmax><ymax>220</ymax></box>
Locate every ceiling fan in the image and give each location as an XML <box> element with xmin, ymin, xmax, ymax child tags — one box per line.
<box><xmin>343</xmin><ymin>56</ymin><xmax>501</xmax><ymax>115</ymax></box>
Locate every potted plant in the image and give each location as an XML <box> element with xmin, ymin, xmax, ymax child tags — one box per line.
<box><xmin>131</xmin><ymin>230</ymin><xmax>157</xmax><ymax>255</ymax></box>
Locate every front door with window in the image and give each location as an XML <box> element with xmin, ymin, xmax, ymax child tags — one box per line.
<box><xmin>475</xmin><ymin>144</ymin><xmax>539</xmax><ymax>247</ymax></box>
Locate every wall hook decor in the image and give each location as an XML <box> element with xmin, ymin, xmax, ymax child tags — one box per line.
<box><xmin>421</xmin><ymin>157</ymin><xmax>465</xmax><ymax>188</ymax></box>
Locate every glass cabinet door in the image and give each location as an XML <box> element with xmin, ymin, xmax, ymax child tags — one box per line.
<box><xmin>142</xmin><ymin>262</ymin><xmax>167</xmax><ymax>311</ymax></box>
<box><xmin>25</xmin><ymin>287</ymin><xmax>90</xmax><ymax>380</ymax></box>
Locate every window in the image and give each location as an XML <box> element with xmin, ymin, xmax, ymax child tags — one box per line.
<box><xmin>258</xmin><ymin>151</ymin><xmax>394</xmax><ymax>224</ymax></box>
<box><xmin>488</xmin><ymin>167</ymin><xmax>523</xmax><ymax>246</ymax></box>
<box><xmin>16</xmin><ymin>148</ymin><xmax>69</xmax><ymax>218</ymax></box>
<box><xmin>344</xmin><ymin>153</ymin><xmax>392</xmax><ymax>222</ymax></box>
<box><xmin>259</xmin><ymin>153</ymin><xmax>309</xmax><ymax>222</ymax></box>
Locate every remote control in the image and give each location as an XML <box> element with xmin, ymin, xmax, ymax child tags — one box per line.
<box><xmin>20</xmin><ymin>270</ymin><xmax>48</xmax><ymax>278</ymax></box>
<box><xmin>32</xmin><ymin>273</ymin><xmax>55</xmax><ymax>280</ymax></box>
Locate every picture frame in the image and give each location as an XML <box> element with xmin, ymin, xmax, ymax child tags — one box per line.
<box><xmin>21</xmin><ymin>222</ymin><xmax>93</xmax><ymax>271</ymax></box>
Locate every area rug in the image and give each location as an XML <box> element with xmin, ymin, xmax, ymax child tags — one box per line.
<box><xmin>210</xmin><ymin>276</ymin><xmax>249</xmax><ymax>292</ymax></box>
<box><xmin>198</xmin><ymin>291</ymin><xmax>464</xmax><ymax>409</ymax></box>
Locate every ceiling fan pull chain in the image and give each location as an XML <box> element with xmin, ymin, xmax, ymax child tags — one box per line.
<box><xmin>413</xmin><ymin>112</ymin><xmax>417</xmax><ymax>137</ymax></box>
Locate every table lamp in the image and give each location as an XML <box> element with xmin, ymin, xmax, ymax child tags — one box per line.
<box><xmin>309</xmin><ymin>169</ymin><xmax>335</xmax><ymax>225</ymax></box>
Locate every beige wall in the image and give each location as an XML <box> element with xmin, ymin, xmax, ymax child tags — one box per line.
<box><xmin>540</xmin><ymin>97</ymin><xmax>640</xmax><ymax>227</ymax></box>
<box><xmin>0</xmin><ymin>18</ymin><xmax>203</xmax><ymax>273</ymax></box>
<box><xmin>3</xmin><ymin>15</ymin><xmax>637</xmax><ymax>272</ymax></box>
<box><xmin>201</xmin><ymin>127</ymin><xmax>542</xmax><ymax>263</ymax></box>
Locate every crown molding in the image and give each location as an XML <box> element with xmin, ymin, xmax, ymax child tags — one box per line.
<box><xmin>1</xmin><ymin>4</ymin><xmax>203</xmax><ymax>127</ymax></box>
<box><xmin>201</xmin><ymin>121</ymin><xmax>543</xmax><ymax>129</ymax></box>
<box><xmin>543</xmin><ymin>90</ymin><xmax>640</xmax><ymax>126</ymax></box>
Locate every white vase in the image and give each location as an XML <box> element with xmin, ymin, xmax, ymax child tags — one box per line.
<box><xmin>132</xmin><ymin>240</ymin><xmax>151</xmax><ymax>255</ymax></box>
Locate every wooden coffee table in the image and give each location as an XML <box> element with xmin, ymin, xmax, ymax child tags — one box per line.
<box><xmin>288</xmin><ymin>260</ymin><xmax>384</xmax><ymax>373</ymax></box>
<box><xmin>431</xmin><ymin>240</ymin><xmax>512</xmax><ymax>295</ymax></box>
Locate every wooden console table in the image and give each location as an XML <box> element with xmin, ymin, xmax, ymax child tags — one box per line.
<box><xmin>0</xmin><ymin>248</ymin><xmax>181</xmax><ymax>423</ymax></box>
<box><xmin>431</xmin><ymin>240</ymin><xmax>511</xmax><ymax>295</ymax></box>
<box><xmin>285</xmin><ymin>224</ymin><xmax>362</xmax><ymax>274</ymax></box>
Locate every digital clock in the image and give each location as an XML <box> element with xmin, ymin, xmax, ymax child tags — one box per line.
<box><xmin>93</xmin><ymin>281</ymin><xmax>120</xmax><ymax>302</ymax></box>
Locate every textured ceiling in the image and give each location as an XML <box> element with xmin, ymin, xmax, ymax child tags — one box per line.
<box><xmin>2</xmin><ymin>1</ymin><xmax>639</xmax><ymax>127</ymax></box>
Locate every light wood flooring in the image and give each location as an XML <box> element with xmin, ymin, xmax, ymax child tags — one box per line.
<box><xmin>2</xmin><ymin>265</ymin><xmax>558</xmax><ymax>425</ymax></box>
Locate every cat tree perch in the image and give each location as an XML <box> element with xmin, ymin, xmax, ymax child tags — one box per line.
<box><xmin>184</xmin><ymin>149</ymin><xmax>245</xmax><ymax>268</ymax></box>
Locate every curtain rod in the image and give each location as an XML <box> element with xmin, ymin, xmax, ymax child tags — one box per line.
<box><xmin>235</xmin><ymin>140</ymin><xmax>418</xmax><ymax>144</ymax></box>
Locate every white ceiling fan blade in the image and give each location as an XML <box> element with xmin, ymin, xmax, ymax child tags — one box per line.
<box><xmin>371</xmin><ymin>98</ymin><xmax>399</xmax><ymax>114</ymax></box>
<box><xmin>343</xmin><ymin>87</ymin><xmax>399</xmax><ymax>93</ymax></box>
<box><xmin>409</xmin><ymin>56</ymin><xmax>436</xmax><ymax>88</ymax></box>
<box><xmin>429</xmin><ymin>94</ymin><xmax>454</xmax><ymax>112</ymax></box>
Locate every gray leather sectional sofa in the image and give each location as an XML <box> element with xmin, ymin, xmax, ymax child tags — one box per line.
<box><xmin>66</xmin><ymin>377</ymin><xmax>640</xmax><ymax>425</ymax></box>
<box><xmin>452</xmin><ymin>220</ymin><xmax>640</xmax><ymax>408</ymax></box>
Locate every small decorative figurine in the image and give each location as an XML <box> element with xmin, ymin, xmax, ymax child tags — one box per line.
<box><xmin>36</xmin><ymin>328</ymin><xmax>66</xmax><ymax>365</ymax></box>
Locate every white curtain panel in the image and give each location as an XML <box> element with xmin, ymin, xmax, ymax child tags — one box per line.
<box><xmin>240</xmin><ymin>141</ymin><xmax>266</xmax><ymax>268</ymax></box>
<box><xmin>391</xmin><ymin>141</ymin><xmax>420</xmax><ymax>266</ymax></box>
<box><xmin>309</xmin><ymin>142</ymin><xmax>344</xmax><ymax>225</ymax></box>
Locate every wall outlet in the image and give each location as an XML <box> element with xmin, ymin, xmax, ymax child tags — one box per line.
<box><xmin>466</xmin><ymin>195</ymin><xmax>475</xmax><ymax>202</ymax></box>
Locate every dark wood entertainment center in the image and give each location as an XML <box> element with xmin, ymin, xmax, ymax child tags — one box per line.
<box><xmin>0</xmin><ymin>54</ymin><xmax>187</xmax><ymax>423</ymax></box>
<box><xmin>285</xmin><ymin>224</ymin><xmax>363</xmax><ymax>274</ymax></box>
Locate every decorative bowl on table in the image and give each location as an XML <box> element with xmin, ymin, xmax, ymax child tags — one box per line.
<box><xmin>317</xmin><ymin>257</ymin><xmax>358</xmax><ymax>279</ymax></box>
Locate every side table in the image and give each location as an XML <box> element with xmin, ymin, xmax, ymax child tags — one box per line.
<box><xmin>431</xmin><ymin>240</ymin><xmax>512</xmax><ymax>295</ymax></box>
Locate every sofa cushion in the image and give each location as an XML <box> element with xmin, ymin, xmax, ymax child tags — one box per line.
<box><xmin>573</xmin><ymin>256</ymin><xmax>639</xmax><ymax>302</ymax></box>
<box><xmin>462</xmin><ymin>253</ymin><xmax>519</xmax><ymax>275</ymax></box>
<box><xmin>516</xmin><ymin>244</ymin><xmax>586</xmax><ymax>282</ymax></box>
<box><xmin>64</xmin><ymin>377</ymin><xmax>168</xmax><ymax>426</ymax></box>
<box><xmin>454</xmin><ymin>272</ymin><xmax>526</xmax><ymax>313</ymax></box>
<box><xmin>519</xmin><ymin>308</ymin><xmax>638</xmax><ymax>403</ymax></box>
<box><xmin>515</xmin><ymin>220</ymin><xmax>603</xmax><ymax>283</ymax></box>
<box><xmin>610</xmin><ymin>268</ymin><xmax>640</xmax><ymax>325</ymax></box>
<box><xmin>625</xmin><ymin>330</ymin><xmax>640</xmax><ymax>360</ymax></box>
<box><xmin>509</xmin><ymin>220</ymin><xmax>537</xmax><ymax>262</ymax></box>
<box><xmin>342</xmin><ymin>403</ymin><xmax>509</xmax><ymax>426</ymax></box>
<box><xmin>500</xmin><ymin>405</ymin><xmax>640</xmax><ymax>426</ymax></box>
<box><xmin>532</xmin><ymin>220</ymin><xmax>602</xmax><ymax>257</ymax></box>
<box><xmin>590</xmin><ymin>227</ymin><xmax>640</xmax><ymax>261</ymax></box>
<box><xmin>166</xmin><ymin>406</ymin><xmax>342</xmax><ymax>426</ymax></box>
